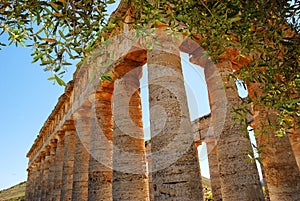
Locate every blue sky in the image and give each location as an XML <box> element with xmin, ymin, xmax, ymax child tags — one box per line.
<box><xmin>0</xmin><ymin>36</ymin><xmax>74</xmax><ymax>190</ymax></box>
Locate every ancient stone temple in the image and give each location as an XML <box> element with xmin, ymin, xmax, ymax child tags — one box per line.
<box><xmin>25</xmin><ymin>2</ymin><xmax>300</xmax><ymax>201</ymax></box>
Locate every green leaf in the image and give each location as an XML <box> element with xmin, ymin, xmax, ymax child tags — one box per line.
<box><xmin>48</xmin><ymin>2</ymin><xmax>60</xmax><ymax>12</ymax></box>
<box><xmin>58</xmin><ymin>30</ymin><xmax>66</xmax><ymax>40</ymax></box>
<box><xmin>42</xmin><ymin>38</ymin><xmax>58</xmax><ymax>43</ymax></box>
<box><xmin>58</xmin><ymin>71</ymin><xmax>66</xmax><ymax>75</ymax></box>
<box><xmin>54</xmin><ymin>74</ymin><xmax>66</xmax><ymax>86</ymax></box>
<box><xmin>105</xmin><ymin>22</ymin><xmax>116</xmax><ymax>30</ymax></box>
<box><xmin>0</xmin><ymin>42</ymin><xmax>7</xmax><ymax>46</ymax></box>
<box><xmin>48</xmin><ymin>76</ymin><xmax>55</xmax><ymax>81</ymax></box>
<box><xmin>106</xmin><ymin>0</ymin><xmax>115</xmax><ymax>4</ymax></box>
<box><xmin>229</xmin><ymin>17</ymin><xmax>241</xmax><ymax>23</ymax></box>
<box><xmin>41</xmin><ymin>60</ymin><xmax>53</xmax><ymax>65</ymax></box>
<box><xmin>36</xmin><ymin>12</ymin><xmax>41</xmax><ymax>25</ymax></box>
<box><xmin>32</xmin><ymin>54</ymin><xmax>43</xmax><ymax>63</ymax></box>
<box><xmin>100</xmin><ymin>73</ymin><xmax>113</xmax><ymax>82</ymax></box>
<box><xmin>62</xmin><ymin>62</ymin><xmax>72</xmax><ymax>65</ymax></box>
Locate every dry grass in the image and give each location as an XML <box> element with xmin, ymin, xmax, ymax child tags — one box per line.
<box><xmin>0</xmin><ymin>181</ymin><xmax>26</xmax><ymax>201</ymax></box>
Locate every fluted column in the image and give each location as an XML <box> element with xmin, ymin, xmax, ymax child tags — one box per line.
<box><xmin>46</xmin><ymin>139</ymin><xmax>57</xmax><ymax>201</ymax></box>
<box><xmin>254</xmin><ymin>109</ymin><xmax>300</xmax><ymax>200</ymax></box>
<box><xmin>41</xmin><ymin>147</ymin><xmax>51</xmax><ymax>200</ymax></box>
<box><xmin>205</xmin><ymin>60</ymin><xmax>264</xmax><ymax>200</ymax></box>
<box><xmin>206</xmin><ymin>141</ymin><xmax>222</xmax><ymax>201</ymax></box>
<box><xmin>112</xmin><ymin>66</ymin><xmax>149</xmax><ymax>200</ymax></box>
<box><xmin>31</xmin><ymin>164</ymin><xmax>39</xmax><ymax>200</ymax></box>
<box><xmin>146</xmin><ymin>143</ymin><xmax>154</xmax><ymax>201</ymax></box>
<box><xmin>72</xmin><ymin>105</ymin><xmax>91</xmax><ymax>201</ymax></box>
<box><xmin>25</xmin><ymin>166</ymin><xmax>34</xmax><ymax>201</ymax></box>
<box><xmin>32</xmin><ymin>162</ymin><xmax>40</xmax><ymax>201</ymax></box>
<box><xmin>147</xmin><ymin>33</ymin><xmax>202</xmax><ymax>200</ymax></box>
<box><xmin>52</xmin><ymin>131</ymin><xmax>65</xmax><ymax>201</ymax></box>
<box><xmin>36</xmin><ymin>153</ymin><xmax>45</xmax><ymax>201</ymax></box>
<box><xmin>289</xmin><ymin>130</ymin><xmax>300</xmax><ymax>169</ymax></box>
<box><xmin>60</xmin><ymin>120</ymin><xmax>76</xmax><ymax>201</ymax></box>
<box><xmin>247</xmin><ymin>82</ymin><xmax>300</xmax><ymax>200</ymax></box>
<box><xmin>88</xmin><ymin>85</ymin><xmax>114</xmax><ymax>201</ymax></box>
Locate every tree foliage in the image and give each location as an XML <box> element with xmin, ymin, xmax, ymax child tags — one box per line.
<box><xmin>0</xmin><ymin>0</ymin><xmax>116</xmax><ymax>85</ymax></box>
<box><xmin>0</xmin><ymin>0</ymin><xmax>299</xmax><ymax>135</ymax></box>
<box><xmin>132</xmin><ymin>0</ymin><xmax>300</xmax><ymax>136</ymax></box>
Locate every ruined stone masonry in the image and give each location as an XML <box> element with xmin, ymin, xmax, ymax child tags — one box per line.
<box><xmin>25</xmin><ymin>2</ymin><xmax>300</xmax><ymax>201</ymax></box>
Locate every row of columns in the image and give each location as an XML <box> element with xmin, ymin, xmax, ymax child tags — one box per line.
<box><xmin>187</xmin><ymin>39</ymin><xmax>300</xmax><ymax>201</ymax></box>
<box><xmin>25</xmin><ymin>32</ymin><xmax>300</xmax><ymax>201</ymax></box>
<box><xmin>25</xmin><ymin>39</ymin><xmax>205</xmax><ymax>201</ymax></box>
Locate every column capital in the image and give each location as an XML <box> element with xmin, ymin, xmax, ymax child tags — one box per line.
<box><xmin>44</xmin><ymin>145</ymin><xmax>51</xmax><ymax>156</ymax></box>
<box><xmin>63</xmin><ymin>120</ymin><xmax>76</xmax><ymax>131</ymax></box>
<box><xmin>31</xmin><ymin>162</ymin><xmax>38</xmax><ymax>169</ymax></box>
<box><xmin>39</xmin><ymin>151</ymin><xmax>46</xmax><ymax>160</ymax></box>
<box><xmin>27</xmin><ymin>166</ymin><xmax>33</xmax><ymax>172</ymax></box>
<box><xmin>49</xmin><ymin>139</ymin><xmax>58</xmax><ymax>147</ymax></box>
<box><xmin>55</xmin><ymin>130</ymin><xmax>65</xmax><ymax>141</ymax></box>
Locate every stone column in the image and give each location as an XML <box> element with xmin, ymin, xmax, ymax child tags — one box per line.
<box><xmin>289</xmin><ymin>130</ymin><xmax>300</xmax><ymax>169</ymax></box>
<box><xmin>206</xmin><ymin>140</ymin><xmax>222</xmax><ymax>201</ymax></box>
<box><xmin>247</xmin><ymin>82</ymin><xmax>300</xmax><ymax>200</ymax></box>
<box><xmin>112</xmin><ymin>66</ymin><xmax>149</xmax><ymax>201</ymax></box>
<box><xmin>146</xmin><ymin>142</ymin><xmax>154</xmax><ymax>201</ymax></box>
<box><xmin>60</xmin><ymin>120</ymin><xmax>76</xmax><ymax>201</ymax></box>
<box><xmin>25</xmin><ymin>166</ymin><xmax>34</xmax><ymax>201</ymax></box>
<box><xmin>254</xmin><ymin>109</ymin><xmax>300</xmax><ymax>200</ymax></box>
<box><xmin>88</xmin><ymin>86</ymin><xmax>114</xmax><ymax>201</ymax></box>
<box><xmin>31</xmin><ymin>162</ymin><xmax>40</xmax><ymax>201</ymax></box>
<box><xmin>147</xmin><ymin>33</ymin><xmax>202</xmax><ymax>200</ymax></box>
<box><xmin>197</xmin><ymin>115</ymin><xmax>222</xmax><ymax>201</ymax></box>
<box><xmin>46</xmin><ymin>139</ymin><xmax>57</xmax><ymax>201</ymax></box>
<box><xmin>31</xmin><ymin>164</ymin><xmax>39</xmax><ymax>201</ymax></box>
<box><xmin>36</xmin><ymin>153</ymin><xmax>45</xmax><ymax>201</ymax></box>
<box><xmin>205</xmin><ymin>60</ymin><xmax>264</xmax><ymax>200</ymax></box>
<box><xmin>52</xmin><ymin>131</ymin><xmax>65</xmax><ymax>201</ymax></box>
<box><xmin>41</xmin><ymin>147</ymin><xmax>51</xmax><ymax>201</ymax></box>
<box><xmin>72</xmin><ymin>105</ymin><xmax>91</xmax><ymax>201</ymax></box>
